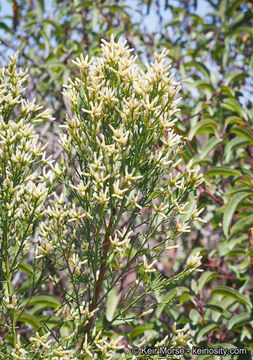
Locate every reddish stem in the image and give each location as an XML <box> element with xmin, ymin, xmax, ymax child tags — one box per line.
<box><xmin>80</xmin><ymin>208</ymin><xmax>115</xmax><ymax>348</ymax></box>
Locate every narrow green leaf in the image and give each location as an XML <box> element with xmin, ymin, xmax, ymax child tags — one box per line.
<box><xmin>183</xmin><ymin>141</ymin><xmax>195</xmax><ymax>160</ymax></box>
<box><xmin>164</xmin><ymin>18</ymin><xmax>181</xmax><ymax>26</ymax></box>
<box><xmin>224</xmin><ymin>137</ymin><xmax>249</xmax><ymax>162</ymax></box>
<box><xmin>224</xmin><ymin>72</ymin><xmax>247</xmax><ymax>86</ymax></box>
<box><xmin>192</xmin><ymin>37</ymin><xmax>213</xmax><ymax>56</ymax></box>
<box><xmin>231</xmin><ymin>125</ymin><xmax>253</xmax><ymax>144</ymax></box>
<box><xmin>129</xmin><ymin>324</ymin><xmax>153</xmax><ymax>341</ymax></box>
<box><xmin>237</xmin><ymin>209</ymin><xmax>253</xmax><ymax>218</ymax></box>
<box><xmin>227</xmin><ymin>0</ymin><xmax>244</xmax><ymax>17</ymax></box>
<box><xmin>223</xmin><ymin>192</ymin><xmax>249</xmax><ymax>237</ymax></box>
<box><xmin>227</xmin><ymin>10</ymin><xmax>253</xmax><ymax>31</ymax></box>
<box><xmin>225</xmin><ymin>116</ymin><xmax>245</xmax><ymax>128</ymax></box>
<box><xmin>18</xmin><ymin>313</ymin><xmax>42</xmax><ymax>331</ymax></box>
<box><xmin>188</xmin><ymin>119</ymin><xmax>217</xmax><ymax>140</ymax></box>
<box><xmin>102</xmin><ymin>5</ymin><xmax>130</xmax><ymax>17</ymax></box>
<box><xmin>18</xmin><ymin>262</ymin><xmax>33</xmax><ymax>277</ymax></box>
<box><xmin>196</xmin><ymin>323</ymin><xmax>218</xmax><ymax>343</ymax></box>
<box><xmin>30</xmin><ymin>303</ymin><xmax>57</xmax><ymax>315</ymax></box>
<box><xmin>39</xmin><ymin>29</ymin><xmax>50</xmax><ymax>52</ymax></box>
<box><xmin>228</xmin><ymin>313</ymin><xmax>251</xmax><ymax>330</ymax></box>
<box><xmin>235</xmin><ymin>175</ymin><xmax>253</xmax><ymax>187</ymax></box>
<box><xmin>156</xmin><ymin>288</ymin><xmax>177</xmax><ymax>318</ymax></box>
<box><xmin>92</xmin><ymin>4</ymin><xmax>99</xmax><ymax>31</ymax></box>
<box><xmin>222</xmin><ymin>36</ymin><xmax>230</xmax><ymax>69</ymax></box>
<box><xmin>241</xmin><ymin>326</ymin><xmax>252</xmax><ymax>342</ymax></box>
<box><xmin>106</xmin><ymin>287</ymin><xmax>120</xmax><ymax>322</ymax></box>
<box><xmin>0</xmin><ymin>22</ymin><xmax>13</xmax><ymax>34</ymax></box>
<box><xmin>199</xmin><ymin>138</ymin><xmax>222</xmax><ymax>160</ymax></box>
<box><xmin>205</xmin><ymin>167</ymin><xmax>242</xmax><ymax>177</ymax></box>
<box><xmin>221</xmin><ymin>98</ymin><xmax>244</xmax><ymax>117</ymax></box>
<box><xmin>197</xmin><ymin>271</ymin><xmax>217</xmax><ymax>291</ymax></box>
<box><xmin>204</xmin><ymin>304</ymin><xmax>230</xmax><ymax>319</ymax></box>
<box><xmin>42</xmin><ymin>19</ymin><xmax>62</xmax><ymax>38</ymax></box>
<box><xmin>29</xmin><ymin>295</ymin><xmax>60</xmax><ymax>308</ymax></box>
<box><xmin>220</xmin><ymin>85</ymin><xmax>235</xmax><ymax>97</ymax></box>
<box><xmin>179</xmin><ymin>293</ymin><xmax>191</xmax><ymax>303</ymax></box>
<box><xmin>211</xmin><ymin>286</ymin><xmax>251</xmax><ymax>307</ymax></box>
<box><xmin>38</xmin><ymin>0</ymin><xmax>45</xmax><ymax>12</ymax></box>
<box><xmin>37</xmin><ymin>315</ymin><xmax>59</xmax><ymax>326</ymax></box>
<box><xmin>230</xmin><ymin>215</ymin><xmax>253</xmax><ymax>238</ymax></box>
<box><xmin>75</xmin><ymin>1</ymin><xmax>93</xmax><ymax>9</ymax></box>
<box><xmin>186</xmin><ymin>61</ymin><xmax>211</xmax><ymax>81</ymax></box>
<box><xmin>218</xmin><ymin>0</ymin><xmax>227</xmax><ymax>20</ymax></box>
<box><xmin>226</xmin><ymin>186</ymin><xmax>251</xmax><ymax>196</ymax></box>
<box><xmin>218</xmin><ymin>235</ymin><xmax>248</xmax><ymax>256</ymax></box>
<box><xmin>189</xmin><ymin>309</ymin><xmax>201</xmax><ymax>325</ymax></box>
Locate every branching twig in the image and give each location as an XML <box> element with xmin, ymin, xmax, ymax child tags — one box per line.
<box><xmin>81</xmin><ymin>208</ymin><xmax>115</xmax><ymax>346</ymax></box>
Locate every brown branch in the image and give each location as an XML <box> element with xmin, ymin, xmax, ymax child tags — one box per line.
<box><xmin>80</xmin><ymin>208</ymin><xmax>115</xmax><ymax>348</ymax></box>
<box><xmin>198</xmin><ymin>185</ymin><xmax>223</xmax><ymax>205</ymax></box>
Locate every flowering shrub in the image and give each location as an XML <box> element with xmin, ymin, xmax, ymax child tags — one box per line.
<box><xmin>0</xmin><ymin>54</ymin><xmax>55</xmax><ymax>356</ymax></box>
<box><xmin>0</xmin><ymin>38</ymin><xmax>204</xmax><ymax>359</ymax></box>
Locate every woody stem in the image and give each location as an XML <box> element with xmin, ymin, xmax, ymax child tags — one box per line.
<box><xmin>81</xmin><ymin>208</ymin><xmax>115</xmax><ymax>346</ymax></box>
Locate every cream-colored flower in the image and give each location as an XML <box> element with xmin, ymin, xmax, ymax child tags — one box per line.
<box><xmin>112</xmin><ymin>180</ymin><xmax>128</xmax><ymax>200</ymax></box>
<box><xmin>176</xmin><ymin>220</ymin><xmax>191</xmax><ymax>233</ymax></box>
<box><xmin>143</xmin><ymin>255</ymin><xmax>157</xmax><ymax>273</ymax></box>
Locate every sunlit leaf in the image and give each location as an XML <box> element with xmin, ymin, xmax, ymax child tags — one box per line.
<box><xmin>188</xmin><ymin>119</ymin><xmax>217</xmax><ymax>140</ymax></box>
<box><xmin>211</xmin><ymin>286</ymin><xmax>251</xmax><ymax>307</ymax></box>
<box><xmin>223</xmin><ymin>192</ymin><xmax>249</xmax><ymax>237</ymax></box>
<box><xmin>228</xmin><ymin>313</ymin><xmax>252</xmax><ymax>330</ymax></box>
<box><xmin>230</xmin><ymin>215</ymin><xmax>253</xmax><ymax>239</ymax></box>
<box><xmin>205</xmin><ymin>167</ymin><xmax>242</xmax><ymax>177</ymax></box>
<box><xmin>106</xmin><ymin>287</ymin><xmax>120</xmax><ymax>322</ymax></box>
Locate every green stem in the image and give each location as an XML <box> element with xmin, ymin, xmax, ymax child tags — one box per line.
<box><xmin>3</xmin><ymin>217</ymin><xmax>16</xmax><ymax>347</ymax></box>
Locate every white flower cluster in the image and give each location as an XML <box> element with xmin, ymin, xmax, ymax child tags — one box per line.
<box><xmin>10</xmin><ymin>332</ymin><xmax>78</xmax><ymax>360</ymax></box>
<box><xmin>128</xmin><ymin>324</ymin><xmax>193</xmax><ymax>360</ymax></box>
<box><xmin>0</xmin><ymin>53</ymin><xmax>54</xmax><ymax>259</ymax></box>
<box><xmin>185</xmin><ymin>251</ymin><xmax>203</xmax><ymax>275</ymax></box>
<box><xmin>35</xmin><ymin>192</ymin><xmax>91</xmax><ymax>259</ymax></box>
<box><xmin>58</xmin><ymin>301</ymin><xmax>96</xmax><ymax>325</ymax></box>
<box><xmin>143</xmin><ymin>255</ymin><xmax>157</xmax><ymax>273</ymax></box>
<box><xmin>81</xmin><ymin>327</ymin><xmax>125</xmax><ymax>360</ymax></box>
<box><xmin>61</xmin><ymin>37</ymin><xmax>182</xmax><ymax>209</ymax></box>
<box><xmin>109</xmin><ymin>227</ymin><xmax>132</xmax><ymax>251</ymax></box>
<box><xmin>60</xmin><ymin>36</ymin><xmax>204</xmax><ymax>257</ymax></box>
<box><xmin>171</xmin><ymin>322</ymin><xmax>193</xmax><ymax>348</ymax></box>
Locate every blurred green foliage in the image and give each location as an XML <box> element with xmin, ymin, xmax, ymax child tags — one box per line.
<box><xmin>1</xmin><ymin>0</ymin><xmax>253</xmax><ymax>356</ymax></box>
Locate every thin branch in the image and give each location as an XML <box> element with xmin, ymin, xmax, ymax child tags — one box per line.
<box><xmin>81</xmin><ymin>208</ymin><xmax>116</xmax><ymax>346</ymax></box>
<box><xmin>198</xmin><ymin>185</ymin><xmax>223</xmax><ymax>205</ymax></box>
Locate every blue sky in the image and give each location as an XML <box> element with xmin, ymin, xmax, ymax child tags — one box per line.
<box><xmin>0</xmin><ymin>1</ymin><xmax>250</xmax><ymax>107</ymax></box>
<box><xmin>127</xmin><ymin>0</ymin><xmax>212</xmax><ymax>33</ymax></box>
<box><xmin>0</xmin><ymin>0</ymin><xmax>11</xmax><ymax>19</ymax></box>
<box><xmin>0</xmin><ymin>0</ymin><xmax>211</xmax><ymax>34</ymax></box>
